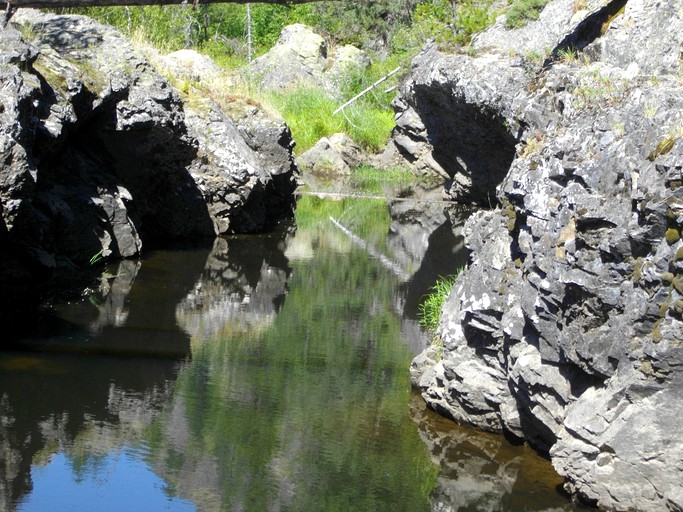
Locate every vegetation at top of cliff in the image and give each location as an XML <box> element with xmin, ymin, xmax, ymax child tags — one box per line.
<box><xmin>55</xmin><ymin>1</ymin><xmax>498</xmax><ymax>153</ymax></box>
<box><xmin>504</xmin><ymin>0</ymin><xmax>550</xmax><ymax>28</ymax></box>
<box><xmin>59</xmin><ymin>0</ymin><xmax>497</xmax><ymax>64</ymax></box>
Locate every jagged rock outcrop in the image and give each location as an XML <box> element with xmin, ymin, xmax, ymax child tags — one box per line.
<box><xmin>407</xmin><ymin>0</ymin><xmax>683</xmax><ymax>510</ymax></box>
<box><xmin>0</xmin><ymin>10</ymin><xmax>298</xmax><ymax>315</ymax></box>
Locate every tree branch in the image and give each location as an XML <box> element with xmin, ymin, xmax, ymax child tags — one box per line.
<box><xmin>0</xmin><ymin>0</ymin><xmax>326</xmax><ymax>9</ymax></box>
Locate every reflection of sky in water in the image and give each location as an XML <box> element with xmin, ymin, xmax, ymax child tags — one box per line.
<box><xmin>18</xmin><ymin>449</ymin><xmax>195</xmax><ymax>512</ymax></box>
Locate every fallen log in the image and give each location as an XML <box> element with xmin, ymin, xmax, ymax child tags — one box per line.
<box><xmin>1</xmin><ymin>0</ymin><xmax>330</xmax><ymax>28</ymax></box>
<box><xmin>1</xmin><ymin>0</ymin><xmax>324</xmax><ymax>9</ymax></box>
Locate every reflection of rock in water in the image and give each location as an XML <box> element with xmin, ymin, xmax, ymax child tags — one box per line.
<box><xmin>410</xmin><ymin>395</ymin><xmax>573</xmax><ymax>512</ymax></box>
<box><xmin>386</xmin><ymin>190</ymin><xmax>471</xmax><ymax>355</ymax></box>
<box><xmin>177</xmin><ymin>228</ymin><xmax>293</xmax><ymax>339</ymax></box>
<box><xmin>0</xmin><ymin>249</ymin><xmax>210</xmax><ymax>510</ymax></box>
<box><xmin>90</xmin><ymin>260</ymin><xmax>141</xmax><ymax>331</ymax></box>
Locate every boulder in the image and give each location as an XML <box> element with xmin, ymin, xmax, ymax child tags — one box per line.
<box><xmin>406</xmin><ymin>0</ymin><xmax>683</xmax><ymax>509</ymax></box>
<box><xmin>250</xmin><ymin>24</ymin><xmax>328</xmax><ymax>90</ymax></box>
<box><xmin>298</xmin><ymin>133</ymin><xmax>363</xmax><ymax>175</ymax></box>
<box><xmin>249</xmin><ymin>23</ymin><xmax>369</xmax><ymax>97</ymax></box>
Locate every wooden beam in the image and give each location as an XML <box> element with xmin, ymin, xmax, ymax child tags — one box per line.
<box><xmin>0</xmin><ymin>0</ymin><xmax>324</xmax><ymax>9</ymax></box>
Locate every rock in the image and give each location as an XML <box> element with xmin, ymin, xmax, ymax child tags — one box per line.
<box><xmin>250</xmin><ymin>24</ymin><xmax>328</xmax><ymax>90</ymax></box>
<box><xmin>0</xmin><ymin>10</ymin><xmax>298</xmax><ymax>320</ymax></box>
<box><xmin>407</xmin><ymin>0</ymin><xmax>683</xmax><ymax>509</ymax></box>
<box><xmin>226</xmin><ymin>97</ymin><xmax>299</xmax><ymax>221</ymax></box>
<box><xmin>390</xmin><ymin>46</ymin><xmax>522</xmax><ymax>204</ymax></box>
<box><xmin>249</xmin><ymin>23</ymin><xmax>369</xmax><ymax>97</ymax></box>
<box><xmin>298</xmin><ymin>133</ymin><xmax>363</xmax><ymax>175</ymax></box>
<box><xmin>160</xmin><ymin>49</ymin><xmax>228</xmax><ymax>83</ymax></box>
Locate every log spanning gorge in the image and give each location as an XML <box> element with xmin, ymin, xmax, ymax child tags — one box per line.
<box><xmin>1</xmin><ymin>1</ymin><xmax>683</xmax><ymax>510</ymax></box>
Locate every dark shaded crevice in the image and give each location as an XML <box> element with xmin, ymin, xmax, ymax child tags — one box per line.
<box><xmin>558</xmin><ymin>354</ymin><xmax>608</xmax><ymax>398</ymax></box>
<box><xmin>410</xmin><ymin>84</ymin><xmax>518</xmax><ymax>205</ymax></box>
<box><xmin>66</xmin><ymin>106</ymin><xmax>215</xmax><ymax>246</ymax></box>
<box><xmin>544</xmin><ymin>0</ymin><xmax>629</xmax><ymax>67</ymax></box>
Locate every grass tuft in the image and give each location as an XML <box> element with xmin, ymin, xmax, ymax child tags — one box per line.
<box><xmin>418</xmin><ymin>272</ymin><xmax>461</xmax><ymax>332</ymax></box>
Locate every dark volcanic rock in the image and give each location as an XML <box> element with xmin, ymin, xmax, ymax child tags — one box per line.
<box><xmin>0</xmin><ymin>10</ymin><xmax>298</xmax><ymax>314</ymax></box>
<box><xmin>407</xmin><ymin>0</ymin><xmax>683</xmax><ymax>509</ymax></box>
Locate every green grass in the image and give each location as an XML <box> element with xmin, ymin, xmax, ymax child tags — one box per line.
<box><xmin>418</xmin><ymin>272</ymin><xmax>461</xmax><ymax>332</ymax></box>
<box><xmin>263</xmin><ymin>87</ymin><xmax>395</xmax><ymax>154</ymax></box>
<box><xmin>265</xmin><ymin>88</ymin><xmax>343</xmax><ymax>153</ymax></box>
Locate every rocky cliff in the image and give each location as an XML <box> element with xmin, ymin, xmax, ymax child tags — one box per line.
<box><xmin>0</xmin><ymin>10</ymin><xmax>298</xmax><ymax>317</ymax></box>
<box><xmin>404</xmin><ymin>0</ymin><xmax>683</xmax><ymax>509</ymax></box>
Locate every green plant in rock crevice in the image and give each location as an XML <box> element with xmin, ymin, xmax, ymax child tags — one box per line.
<box><xmin>418</xmin><ymin>272</ymin><xmax>462</xmax><ymax>333</ymax></box>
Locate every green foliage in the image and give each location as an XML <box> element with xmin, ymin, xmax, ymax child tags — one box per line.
<box><xmin>88</xmin><ymin>249</ymin><xmax>104</xmax><ymax>266</ymax></box>
<box><xmin>504</xmin><ymin>0</ymin><xmax>550</xmax><ymax>29</ymax></box>
<box><xmin>263</xmin><ymin>85</ymin><xmax>394</xmax><ymax>153</ymax></box>
<box><xmin>59</xmin><ymin>5</ymin><xmax>201</xmax><ymax>51</ymax></box>
<box><xmin>418</xmin><ymin>273</ymin><xmax>461</xmax><ymax>332</ymax></box>
<box><xmin>64</xmin><ymin>1</ymin><xmax>494</xmax><ymax>60</ymax></box>
<box><xmin>393</xmin><ymin>0</ymin><xmax>494</xmax><ymax>53</ymax></box>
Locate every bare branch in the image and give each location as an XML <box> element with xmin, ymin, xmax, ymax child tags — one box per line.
<box><xmin>0</xmin><ymin>0</ymin><xmax>326</xmax><ymax>9</ymax></box>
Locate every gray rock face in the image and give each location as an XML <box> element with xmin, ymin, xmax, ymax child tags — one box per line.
<box><xmin>0</xmin><ymin>10</ymin><xmax>298</xmax><ymax>311</ymax></box>
<box><xmin>249</xmin><ymin>23</ymin><xmax>369</xmax><ymax>95</ymax></box>
<box><xmin>407</xmin><ymin>0</ymin><xmax>683</xmax><ymax>509</ymax></box>
<box><xmin>297</xmin><ymin>132</ymin><xmax>363</xmax><ymax>175</ymax></box>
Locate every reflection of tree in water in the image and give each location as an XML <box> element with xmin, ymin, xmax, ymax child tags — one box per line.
<box><xmin>148</xmin><ymin>211</ymin><xmax>439</xmax><ymax>512</ymax></box>
<box><xmin>0</xmin><ymin>248</ymin><xmax>210</xmax><ymax>510</ymax></box>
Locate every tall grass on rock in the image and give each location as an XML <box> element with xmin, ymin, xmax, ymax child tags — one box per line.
<box><xmin>418</xmin><ymin>273</ymin><xmax>461</xmax><ymax>332</ymax></box>
<box><xmin>265</xmin><ymin>87</ymin><xmax>394</xmax><ymax>154</ymax></box>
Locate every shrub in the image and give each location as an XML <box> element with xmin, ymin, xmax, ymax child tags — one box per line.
<box><xmin>505</xmin><ymin>0</ymin><xmax>550</xmax><ymax>29</ymax></box>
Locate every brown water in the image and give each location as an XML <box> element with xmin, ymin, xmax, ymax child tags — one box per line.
<box><xmin>0</xmin><ymin>193</ymin><xmax>581</xmax><ymax>511</ymax></box>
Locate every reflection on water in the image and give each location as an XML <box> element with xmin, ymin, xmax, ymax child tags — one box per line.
<box><xmin>0</xmin><ymin>195</ymin><xmax>578</xmax><ymax>511</ymax></box>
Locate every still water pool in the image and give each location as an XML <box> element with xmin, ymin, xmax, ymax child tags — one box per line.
<box><xmin>1</xmin><ymin>194</ymin><xmax>581</xmax><ymax>511</ymax></box>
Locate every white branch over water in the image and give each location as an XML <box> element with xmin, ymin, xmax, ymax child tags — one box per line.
<box><xmin>333</xmin><ymin>66</ymin><xmax>401</xmax><ymax>115</ymax></box>
<box><xmin>329</xmin><ymin>216</ymin><xmax>410</xmax><ymax>281</ymax></box>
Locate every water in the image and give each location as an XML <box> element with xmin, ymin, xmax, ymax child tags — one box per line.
<box><xmin>1</xmin><ymin>192</ymin><xmax>580</xmax><ymax>511</ymax></box>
